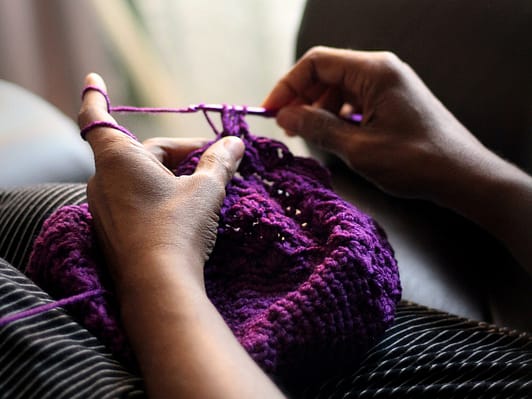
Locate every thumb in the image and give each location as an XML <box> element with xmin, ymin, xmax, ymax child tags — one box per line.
<box><xmin>195</xmin><ymin>136</ymin><xmax>245</xmax><ymax>187</ymax></box>
<box><xmin>277</xmin><ymin>105</ymin><xmax>360</xmax><ymax>154</ymax></box>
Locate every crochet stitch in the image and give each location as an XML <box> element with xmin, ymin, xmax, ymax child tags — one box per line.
<box><xmin>27</xmin><ymin>96</ymin><xmax>401</xmax><ymax>381</ymax></box>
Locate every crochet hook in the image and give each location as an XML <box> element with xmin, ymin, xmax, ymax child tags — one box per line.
<box><xmin>110</xmin><ymin>103</ymin><xmax>278</xmax><ymax>117</ymax></box>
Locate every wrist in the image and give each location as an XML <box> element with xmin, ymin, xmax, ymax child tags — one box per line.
<box><xmin>112</xmin><ymin>247</ymin><xmax>207</xmax><ymax>302</ymax></box>
<box><xmin>116</xmin><ymin>250</ymin><xmax>211</xmax><ymax>351</ymax></box>
<box><xmin>434</xmin><ymin>148</ymin><xmax>532</xmax><ymax>245</ymax></box>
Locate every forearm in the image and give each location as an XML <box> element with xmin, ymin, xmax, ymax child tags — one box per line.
<box><xmin>117</xmin><ymin>251</ymin><xmax>285</xmax><ymax>399</ymax></box>
<box><xmin>435</xmin><ymin>149</ymin><xmax>532</xmax><ymax>276</ymax></box>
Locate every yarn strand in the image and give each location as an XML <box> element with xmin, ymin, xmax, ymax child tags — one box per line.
<box><xmin>80</xmin><ymin>120</ymin><xmax>138</xmax><ymax>141</ymax></box>
<box><xmin>0</xmin><ymin>289</ymin><xmax>106</xmax><ymax>328</ymax></box>
<box><xmin>80</xmin><ymin>85</ymin><xmax>275</xmax><ymax>141</ymax></box>
<box><xmin>81</xmin><ymin>85</ymin><xmax>277</xmax><ymax>117</ymax></box>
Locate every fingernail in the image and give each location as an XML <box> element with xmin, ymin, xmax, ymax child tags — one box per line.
<box><xmin>277</xmin><ymin>107</ymin><xmax>303</xmax><ymax>133</ymax></box>
<box><xmin>223</xmin><ymin>136</ymin><xmax>245</xmax><ymax>159</ymax></box>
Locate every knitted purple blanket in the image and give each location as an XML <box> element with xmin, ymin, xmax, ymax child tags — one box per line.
<box><xmin>27</xmin><ymin>109</ymin><xmax>401</xmax><ymax>380</ymax></box>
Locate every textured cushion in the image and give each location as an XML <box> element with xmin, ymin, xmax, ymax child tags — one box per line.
<box><xmin>0</xmin><ymin>80</ymin><xmax>93</xmax><ymax>187</ymax></box>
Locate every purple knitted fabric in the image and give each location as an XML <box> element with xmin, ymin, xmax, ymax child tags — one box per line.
<box><xmin>27</xmin><ymin>109</ymin><xmax>401</xmax><ymax>379</ymax></box>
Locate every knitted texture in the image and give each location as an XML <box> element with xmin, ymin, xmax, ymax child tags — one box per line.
<box><xmin>27</xmin><ymin>109</ymin><xmax>401</xmax><ymax>380</ymax></box>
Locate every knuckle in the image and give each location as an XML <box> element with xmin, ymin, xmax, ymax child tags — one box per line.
<box><xmin>305</xmin><ymin>45</ymin><xmax>328</xmax><ymax>58</ymax></box>
<box><xmin>303</xmin><ymin>46</ymin><xmax>337</xmax><ymax>71</ymax></box>
<box><xmin>141</xmin><ymin>137</ymin><xmax>160</xmax><ymax>147</ymax></box>
<box><xmin>77</xmin><ymin>107</ymin><xmax>93</xmax><ymax>128</ymax></box>
<box><xmin>203</xmin><ymin>152</ymin><xmax>234</xmax><ymax>178</ymax></box>
<box><xmin>78</xmin><ymin>100</ymin><xmax>112</xmax><ymax>129</ymax></box>
<box><xmin>377</xmin><ymin>51</ymin><xmax>401</xmax><ymax>66</ymax></box>
<box><xmin>372</xmin><ymin>51</ymin><xmax>404</xmax><ymax>84</ymax></box>
<box><xmin>201</xmin><ymin>151</ymin><xmax>223</xmax><ymax>169</ymax></box>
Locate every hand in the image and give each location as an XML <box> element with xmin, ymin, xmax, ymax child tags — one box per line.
<box><xmin>78</xmin><ymin>73</ymin><xmax>245</xmax><ymax>292</ymax></box>
<box><xmin>263</xmin><ymin>46</ymin><xmax>492</xmax><ymax>201</ymax></box>
<box><xmin>264</xmin><ymin>46</ymin><xmax>532</xmax><ymax>275</ymax></box>
<box><xmin>78</xmin><ymin>74</ymin><xmax>283</xmax><ymax>399</ymax></box>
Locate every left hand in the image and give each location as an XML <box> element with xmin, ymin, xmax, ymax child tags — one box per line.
<box><xmin>78</xmin><ymin>73</ymin><xmax>244</xmax><ymax>292</ymax></box>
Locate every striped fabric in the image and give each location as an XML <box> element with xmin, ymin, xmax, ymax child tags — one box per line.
<box><xmin>301</xmin><ymin>303</ymin><xmax>532</xmax><ymax>398</ymax></box>
<box><xmin>0</xmin><ymin>184</ymin><xmax>87</xmax><ymax>271</ymax></box>
<box><xmin>0</xmin><ymin>184</ymin><xmax>145</xmax><ymax>398</ymax></box>
<box><xmin>0</xmin><ymin>259</ymin><xmax>145</xmax><ymax>398</ymax></box>
<box><xmin>0</xmin><ymin>183</ymin><xmax>530</xmax><ymax>398</ymax></box>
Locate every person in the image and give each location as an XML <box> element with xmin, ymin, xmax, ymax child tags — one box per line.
<box><xmin>81</xmin><ymin>45</ymin><xmax>532</xmax><ymax>396</ymax></box>
<box><xmin>0</xmin><ymin>47</ymin><xmax>530</xmax><ymax>398</ymax></box>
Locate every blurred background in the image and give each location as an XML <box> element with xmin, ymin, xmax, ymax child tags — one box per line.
<box><xmin>0</xmin><ymin>0</ymin><xmax>308</xmax><ymax>154</ymax></box>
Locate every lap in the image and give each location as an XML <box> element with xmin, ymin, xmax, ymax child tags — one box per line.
<box><xmin>299</xmin><ymin>302</ymin><xmax>532</xmax><ymax>398</ymax></box>
<box><xmin>0</xmin><ymin>183</ymin><xmax>530</xmax><ymax>398</ymax></box>
<box><xmin>0</xmin><ymin>184</ymin><xmax>145</xmax><ymax>397</ymax></box>
<box><xmin>0</xmin><ymin>258</ymin><xmax>145</xmax><ymax>398</ymax></box>
<box><xmin>0</xmin><ymin>183</ymin><xmax>87</xmax><ymax>270</ymax></box>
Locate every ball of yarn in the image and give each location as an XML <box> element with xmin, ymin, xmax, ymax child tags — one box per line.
<box><xmin>27</xmin><ymin>110</ymin><xmax>401</xmax><ymax>381</ymax></box>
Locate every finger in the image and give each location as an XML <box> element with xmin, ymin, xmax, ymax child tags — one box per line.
<box><xmin>314</xmin><ymin>86</ymin><xmax>344</xmax><ymax>115</ymax></box>
<box><xmin>78</xmin><ymin>73</ymin><xmax>136</xmax><ymax>156</ymax></box>
<box><xmin>276</xmin><ymin>105</ymin><xmax>361</xmax><ymax>155</ymax></box>
<box><xmin>278</xmin><ymin>97</ymin><xmax>309</xmax><ymax>137</ymax></box>
<box><xmin>299</xmin><ymin>81</ymin><xmax>329</xmax><ymax>105</ymax></box>
<box><xmin>78</xmin><ymin>73</ymin><xmax>116</xmax><ymax>128</ymax></box>
<box><xmin>262</xmin><ymin>46</ymin><xmax>371</xmax><ymax>110</ymax></box>
<box><xmin>195</xmin><ymin>136</ymin><xmax>245</xmax><ymax>187</ymax></box>
<box><xmin>263</xmin><ymin>80</ymin><xmax>329</xmax><ymax>113</ymax></box>
<box><xmin>143</xmin><ymin>137</ymin><xmax>210</xmax><ymax>168</ymax></box>
<box><xmin>339</xmin><ymin>103</ymin><xmax>356</xmax><ymax>118</ymax></box>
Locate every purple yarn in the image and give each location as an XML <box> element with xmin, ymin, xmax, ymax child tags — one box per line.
<box><xmin>80</xmin><ymin>120</ymin><xmax>138</xmax><ymax>141</ymax></box>
<box><xmin>26</xmin><ymin>102</ymin><xmax>401</xmax><ymax>379</ymax></box>
<box><xmin>81</xmin><ymin>85</ymin><xmax>277</xmax><ymax>116</ymax></box>
<box><xmin>0</xmin><ymin>288</ymin><xmax>104</xmax><ymax>328</ymax></box>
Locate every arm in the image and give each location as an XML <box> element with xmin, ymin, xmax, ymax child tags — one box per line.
<box><xmin>79</xmin><ymin>73</ymin><xmax>285</xmax><ymax>399</ymax></box>
<box><xmin>263</xmin><ymin>46</ymin><xmax>532</xmax><ymax>276</ymax></box>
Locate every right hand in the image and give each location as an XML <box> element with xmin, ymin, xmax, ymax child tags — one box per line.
<box><xmin>263</xmin><ymin>46</ymin><xmax>492</xmax><ymax>201</ymax></box>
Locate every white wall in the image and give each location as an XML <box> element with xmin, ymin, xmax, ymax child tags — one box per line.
<box><xmin>121</xmin><ymin>0</ymin><xmax>308</xmax><ymax>154</ymax></box>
